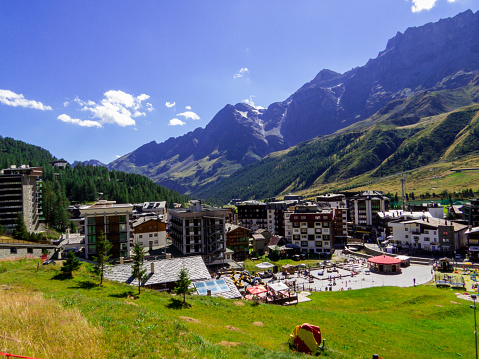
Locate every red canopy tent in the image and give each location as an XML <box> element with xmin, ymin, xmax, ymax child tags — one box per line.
<box><xmin>247</xmin><ymin>285</ymin><xmax>268</xmax><ymax>295</ymax></box>
<box><xmin>368</xmin><ymin>255</ymin><xmax>402</xmax><ymax>274</ymax></box>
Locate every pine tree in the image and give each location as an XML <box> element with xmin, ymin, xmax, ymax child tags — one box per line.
<box><xmin>173</xmin><ymin>267</ymin><xmax>195</xmax><ymax>305</ymax></box>
<box><xmin>12</xmin><ymin>212</ymin><xmax>29</xmax><ymax>240</ymax></box>
<box><xmin>131</xmin><ymin>242</ymin><xmax>148</xmax><ymax>295</ymax></box>
<box><xmin>61</xmin><ymin>251</ymin><xmax>81</xmax><ymax>277</ymax></box>
<box><xmin>93</xmin><ymin>232</ymin><xmax>112</xmax><ymax>285</ymax></box>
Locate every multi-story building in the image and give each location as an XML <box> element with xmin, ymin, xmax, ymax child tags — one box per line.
<box><xmin>0</xmin><ymin>165</ymin><xmax>43</xmax><ymax>233</ymax></box>
<box><xmin>351</xmin><ymin>191</ymin><xmax>389</xmax><ymax>231</ymax></box>
<box><xmin>225</xmin><ymin>224</ymin><xmax>250</xmax><ymax>260</ymax></box>
<box><xmin>81</xmin><ymin>200</ymin><xmax>133</xmax><ymax>260</ymax></box>
<box><xmin>390</xmin><ymin>218</ymin><xmax>467</xmax><ymax>254</ymax></box>
<box><xmin>133</xmin><ymin>217</ymin><xmax>167</xmax><ymax>251</ymax></box>
<box><xmin>237</xmin><ymin>201</ymin><xmax>267</xmax><ymax>232</ymax></box>
<box><xmin>465</xmin><ymin>227</ymin><xmax>479</xmax><ymax>260</ymax></box>
<box><xmin>289</xmin><ymin>205</ymin><xmax>334</xmax><ymax>255</ymax></box>
<box><xmin>316</xmin><ymin>193</ymin><xmax>347</xmax><ymax>209</ymax></box>
<box><xmin>266</xmin><ymin>200</ymin><xmax>297</xmax><ymax>236</ymax></box>
<box><xmin>332</xmin><ymin>208</ymin><xmax>348</xmax><ymax>243</ymax></box>
<box><xmin>168</xmin><ymin>200</ymin><xmax>228</xmax><ymax>265</ymax></box>
<box><xmin>462</xmin><ymin>199</ymin><xmax>479</xmax><ymax>227</ymax></box>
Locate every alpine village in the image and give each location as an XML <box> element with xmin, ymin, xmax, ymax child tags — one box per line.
<box><xmin>5</xmin><ymin>8</ymin><xmax>479</xmax><ymax>359</ymax></box>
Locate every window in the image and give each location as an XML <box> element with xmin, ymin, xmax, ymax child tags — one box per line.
<box><xmin>149</xmin><ymin>234</ymin><xmax>153</xmax><ymax>237</ymax></box>
<box><xmin>87</xmin><ymin>217</ymin><xmax>96</xmax><ymax>225</ymax></box>
<box><xmin>405</xmin><ymin>235</ymin><xmax>409</xmax><ymax>239</ymax></box>
<box><xmin>139</xmin><ymin>242</ymin><xmax>143</xmax><ymax>246</ymax></box>
<box><xmin>120</xmin><ymin>243</ymin><xmax>127</xmax><ymax>251</ymax></box>
<box><xmin>88</xmin><ymin>235</ymin><xmax>96</xmax><ymax>244</ymax></box>
<box><xmin>315</xmin><ymin>241</ymin><xmax>322</xmax><ymax>247</ymax></box>
<box><xmin>10</xmin><ymin>248</ymin><xmax>17</xmax><ymax>254</ymax></box>
<box><xmin>323</xmin><ymin>222</ymin><xmax>329</xmax><ymax>227</ymax></box>
<box><xmin>119</xmin><ymin>215</ymin><xmax>126</xmax><ymax>222</ymax></box>
<box><xmin>424</xmin><ymin>237</ymin><xmax>430</xmax><ymax>241</ymax></box>
<box><xmin>139</xmin><ymin>234</ymin><xmax>143</xmax><ymax>238</ymax></box>
<box><xmin>27</xmin><ymin>247</ymin><xmax>33</xmax><ymax>254</ymax></box>
<box><xmin>301</xmin><ymin>241</ymin><xmax>308</xmax><ymax>247</ymax></box>
<box><xmin>154</xmin><ymin>233</ymin><xmax>158</xmax><ymax>237</ymax></box>
<box><xmin>405</xmin><ymin>228</ymin><xmax>409</xmax><ymax>231</ymax></box>
<box><xmin>119</xmin><ymin>223</ymin><xmax>127</xmax><ymax>232</ymax></box>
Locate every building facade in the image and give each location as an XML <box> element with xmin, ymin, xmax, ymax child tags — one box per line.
<box><xmin>289</xmin><ymin>205</ymin><xmax>334</xmax><ymax>255</ymax></box>
<box><xmin>169</xmin><ymin>201</ymin><xmax>228</xmax><ymax>265</ymax></box>
<box><xmin>80</xmin><ymin>200</ymin><xmax>133</xmax><ymax>260</ymax></box>
<box><xmin>225</xmin><ymin>224</ymin><xmax>250</xmax><ymax>260</ymax></box>
<box><xmin>237</xmin><ymin>201</ymin><xmax>267</xmax><ymax>232</ymax></box>
<box><xmin>462</xmin><ymin>199</ymin><xmax>479</xmax><ymax>228</ymax></box>
<box><xmin>133</xmin><ymin>217</ymin><xmax>167</xmax><ymax>250</ymax></box>
<box><xmin>0</xmin><ymin>165</ymin><xmax>43</xmax><ymax>233</ymax></box>
<box><xmin>390</xmin><ymin>218</ymin><xmax>467</xmax><ymax>254</ymax></box>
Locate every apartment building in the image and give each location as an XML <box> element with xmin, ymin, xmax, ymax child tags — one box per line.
<box><xmin>289</xmin><ymin>205</ymin><xmax>334</xmax><ymax>255</ymax></box>
<box><xmin>266</xmin><ymin>200</ymin><xmax>297</xmax><ymax>236</ymax></box>
<box><xmin>133</xmin><ymin>217</ymin><xmax>167</xmax><ymax>250</ymax></box>
<box><xmin>390</xmin><ymin>218</ymin><xmax>467</xmax><ymax>254</ymax></box>
<box><xmin>168</xmin><ymin>201</ymin><xmax>228</xmax><ymax>265</ymax></box>
<box><xmin>0</xmin><ymin>165</ymin><xmax>43</xmax><ymax>233</ymax></box>
<box><xmin>225</xmin><ymin>224</ymin><xmax>250</xmax><ymax>260</ymax></box>
<box><xmin>351</xmin><ymin>191</ymin><xmax>389</xmax><ymax>230</ymax></box>
<box><xmin>81</xmin><ymin>200</ymin><xmax>133</xmax><ymax>260</ymax></box>
<box><xmin>237</xmin><ymin>201</ymin><xmax>267</xmax><ymax>232</ymax></box>
<box><xmin>462</xmin><ymin>199</ymin><xmax>479</xmax><ymax>227</ymax></box>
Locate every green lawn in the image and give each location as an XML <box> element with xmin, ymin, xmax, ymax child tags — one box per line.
<box><xmin>0</xmin><ymin>259</ymin><xmax>475</xmax><ymax>359</ymax></box>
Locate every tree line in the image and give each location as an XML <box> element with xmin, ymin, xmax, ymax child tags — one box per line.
<box><xmin>0</xmin><ymin>136</ymin><xmax>189</xmax><ymax>233</ymax></box>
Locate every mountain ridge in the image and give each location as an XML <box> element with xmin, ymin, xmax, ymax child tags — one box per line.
<box><xmin>108</xmin><ymin>9</ymin><xmax>479</xmax><ymax>196</ymax></box>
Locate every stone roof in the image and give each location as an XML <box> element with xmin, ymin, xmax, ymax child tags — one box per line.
<box><xmin>104</xmin><ymin>256</ymin><xmax>211</xmax><ymax>286</ymax></box>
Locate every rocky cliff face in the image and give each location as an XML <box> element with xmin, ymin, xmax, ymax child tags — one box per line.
<box><xmin>109</xmin><ymin>10</ymin><xmax>479</xmax><ymax>194</ymax></box>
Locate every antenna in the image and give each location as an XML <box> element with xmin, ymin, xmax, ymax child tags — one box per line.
<box><xmin>400</xmin><ymin>174</ymin><xmax>406</xmax><ymax>211</ymax></box>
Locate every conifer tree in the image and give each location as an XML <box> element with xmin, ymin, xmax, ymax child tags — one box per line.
<box><xmin>93</xmin><ymin>232</ymin><xmax>112</xmax><ymax>285</ymax></box>
<box><xmin>131</xmin><ymin>242</ymin><xmax>148</xmax><ymax>295</ymax></box>
<box><xmin>12</xmin><ymin>213</ymin><xmax>29</xmax><ymax>240</ymax></box>
<box><xmin>174</xmin><ymin>267</ymin><xmax>195</xmax><ymax>305</ymax></box>
<box><xmin>61</xmin><ymin>251</ymin><xmax>81</xmax><ymax>277</ymax></box>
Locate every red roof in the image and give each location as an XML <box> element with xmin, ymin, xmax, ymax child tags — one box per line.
<box><xmin>368</xmin><ymin>255</ymin><xmax>401</xmax><ymax>265</ymax></box>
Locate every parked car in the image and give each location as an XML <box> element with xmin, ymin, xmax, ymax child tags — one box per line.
<box><xmin>42</xmin><ymin>259</ymin><xmax>56</xmax><ymax>265</ymax></box>
<box><xmin>292</xmin><ymin>254</ymin><xmax>301</xmax><ymax>261</ymax></box>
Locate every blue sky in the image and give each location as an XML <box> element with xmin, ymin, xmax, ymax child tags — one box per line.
<box><xmin>1</xmin><ymin>0</ymin><xmax>478</xmax><ymax>164</ymax></box>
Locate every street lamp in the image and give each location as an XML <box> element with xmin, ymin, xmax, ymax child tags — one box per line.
<box><xmin>472</xmin><ymin>294</ymin><xmax>478</xmax><ymax>359</ymax></box>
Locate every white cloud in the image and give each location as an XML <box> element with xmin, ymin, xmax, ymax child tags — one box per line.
<box><xmin>116</xmin><ymin>155</ymin><xmax>122</xmax><ymax>158</ymax></box>
<box><xmin>63</xmin><ymin>101</ymin><xmax>69</xmax><ymax>107</ymax></box>
<box><xmin>185</xmin><ymin>105</ymin><xmax>191</xmax><ymax>110</ymax></box>
<box><xmin>0</xmin><ymin>89</ymin><xmax>52</xmax><ymax>111</ymax></box>
<box><xmin>410</xmin><ymin>0</ymin><xmax>456</xmax><ymax>12</ymax></box>
<box><xmin>146</xmin><ymin>103</ymin><xmax>154</xmax><ymax>112</ymax></box>
<box><xmin>57</xmin><ymin>114</ymin><xmax>102</xmax><ymax>128</ymax></box>
<box><xmin>234</xmin><ymin>67</ymin><xmax>249</xmax><ymax>79</ymax></box>
<box><xmin>168</xmin><ymin>118</ymin><xmax>186</xmax><ymax>126</ymax></box>
<box><xmin>176</xmin><ymin>111</ymin><xmax>200</xmax><ymax>120</ymax></box>
<box><xmin>242</xmin><ymin>95</ymin><xmax>265</xmax><ymax>110</ymax></box>
<box><xmin>70</xmin><ymin>90</ymin><xmax>150</xmax><ymax>127</ymax></box>
<box><xmin>165</xmin><ymin>101</ymin><xmax>176</xmax><ymax>108</ymax></box>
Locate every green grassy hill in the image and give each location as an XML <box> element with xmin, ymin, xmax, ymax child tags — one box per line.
<box><xmin>0</xmin><ymin>259</ymin><xmax>475</xmax><ymax>359</ymax></box>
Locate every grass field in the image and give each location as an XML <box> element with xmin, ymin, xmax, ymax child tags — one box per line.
<box><xmin>0</xmin><ymin>259</ymin><xmax>475</xmax><ymax>359</ymax></box>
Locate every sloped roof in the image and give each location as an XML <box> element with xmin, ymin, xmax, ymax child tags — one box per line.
<box><xmin>104</xmin><ymin>256</ymin><xmax>211</xmax><ymax>286</ymax></box>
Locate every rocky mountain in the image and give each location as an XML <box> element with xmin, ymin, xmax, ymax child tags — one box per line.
<box><xmin>109</xmin><ymin>10</ymin><xmax>479</xmax><ymax>195</ymax></box>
